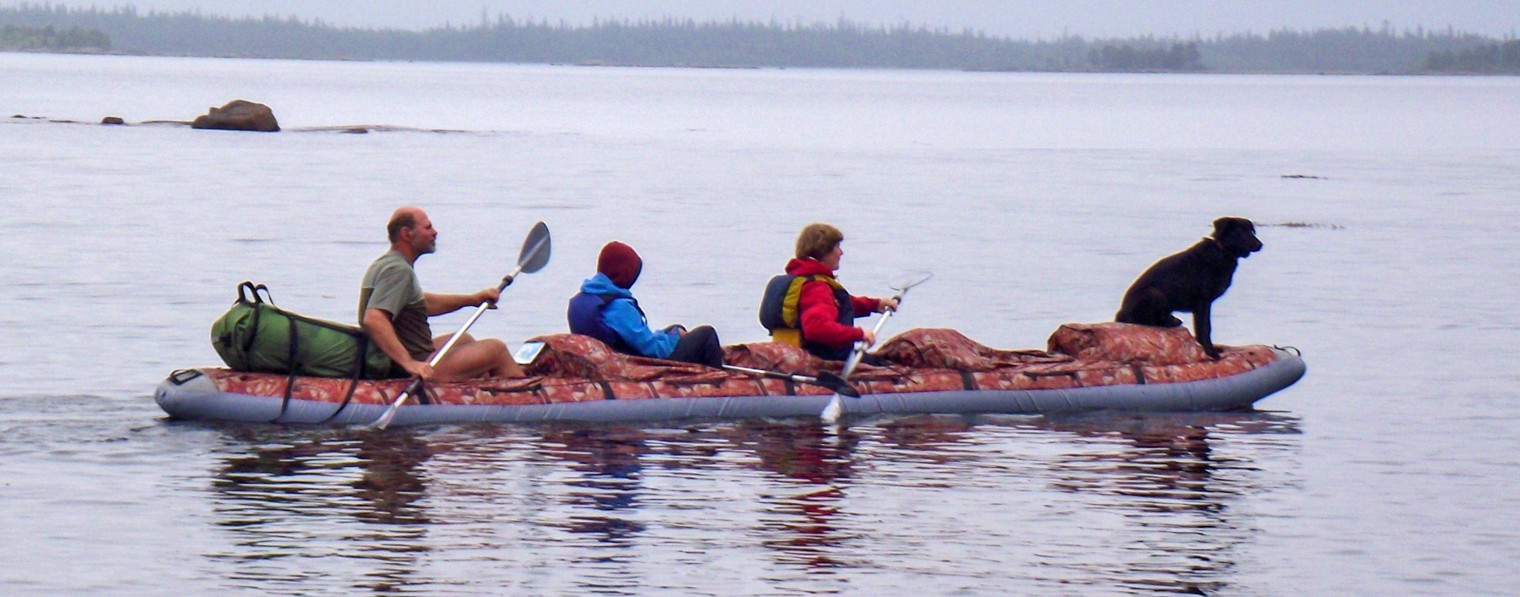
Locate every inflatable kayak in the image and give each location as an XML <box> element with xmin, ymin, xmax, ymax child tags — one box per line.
<box><xmin>154</xmin><ymin>324</ymin><xmax>1305</xmax><ymax>426</ymax></box>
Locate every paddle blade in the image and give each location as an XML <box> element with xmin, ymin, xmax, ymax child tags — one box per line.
<box><xmin>891</xmin><ymin>270</ymin><xmax>933</xmax><ymax>294</ymax></box>
<box><xmin>371</xmin><ymin>379</ymin><xmax>421</xmax><ymax>429</ymax></box>
<box><xmin>815</xmin><ymin>371</ymin><xmax>860</xmax><ymax>398</ymax></box>
<box><xmin>517</xmin><ymin>221</ymin><xmax>551</xmax><ymax>274</ymax></box>
<box><xmin>371</xmin><ymin>401</ymin><xmax>401</xmax><ymax>429</ymax></box>
<box><xmin>821</xmin><ymin>394</ymin><xmax>844</xmax><ymax>423</ymax></box>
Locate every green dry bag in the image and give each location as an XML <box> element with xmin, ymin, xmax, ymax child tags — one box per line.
<box><xmin>211</xmin><ymin>281</ymin><xmax>395</xmax><ymax>379</ymax></box>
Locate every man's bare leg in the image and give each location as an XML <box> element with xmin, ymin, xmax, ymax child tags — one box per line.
<box><xmin>431</xmin><ymin>334</ymin><xmax>524</xmax><ymax>381</ymax></box>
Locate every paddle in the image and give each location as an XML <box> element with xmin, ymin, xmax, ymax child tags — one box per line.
<box><xmin>821</xmin><ymin>270</ymin><xmax>933</xmax><ymax>423</ymax></box>
<box><xmin>370</xmin><ymin>221</ymin><xmax>552</xmax><ymax>429</ymax></box>
<box><xmin>721</xmin><ymin>364</ymin><xmax>860</xmax><ymax>398</ymax></box>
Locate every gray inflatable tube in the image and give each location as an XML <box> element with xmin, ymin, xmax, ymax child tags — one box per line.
<box><xmin>155</xmin><ymin>349</ymin><xmax>1306</xmax><ymax>426</ymax></box>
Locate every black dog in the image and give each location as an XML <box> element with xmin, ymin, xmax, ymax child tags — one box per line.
<box><xmin>1115</xmin><ymin>217</ymin><xmax>1263</xmax><ymax>359</ymax></box>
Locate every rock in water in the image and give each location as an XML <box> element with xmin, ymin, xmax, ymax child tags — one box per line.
<box><xmin>191</xmin><ymin>100</ymin><xmax>280</xmax><ymax>132</ymax></box>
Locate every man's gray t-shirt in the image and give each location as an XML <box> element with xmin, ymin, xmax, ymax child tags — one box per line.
<box><xmin>359</xmin><ymin>250</ymin><xmax>433</xmax><ymax>362</ymax></box>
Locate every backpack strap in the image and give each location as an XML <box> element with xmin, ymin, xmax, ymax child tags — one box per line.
<box><xmin>236</xmin><ymin>281</ymin><xmax>258</xmax><ymax>304</ymax></box>
<box><xmin>270</xmin><ymin>313</ymin><xmax>301</xmax><ymax>423</ymax></box>
<box><xmin>235</xmin><ymin>281</ymin><xmax>278</xmax><ymax>353</ymax></box>
<box><xmin>317</xmin><ymin>334</ymin><xmax>372</xmax><ymax>424</ymax></box>
<box><xmin>237</xmin><ymin>280</ymin><xmax>275</xmax><ymax>305</ymax></box>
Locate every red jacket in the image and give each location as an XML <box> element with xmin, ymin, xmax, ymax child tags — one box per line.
<box><xmin>785</xmin><ymin>258</ymin><xmax>880</xmax><ymax>349</ymax></box>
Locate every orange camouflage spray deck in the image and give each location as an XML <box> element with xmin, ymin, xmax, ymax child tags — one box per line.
<box><xmin>200</xmin><ymin>324</ymin><xmax>1283</xmax><ymax>408</ymax></box>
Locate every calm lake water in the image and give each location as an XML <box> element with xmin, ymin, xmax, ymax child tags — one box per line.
<box><xmin>3</xmin><ymin>52</ymin><xmax>1519</xmax><ymax>595</ymax></box>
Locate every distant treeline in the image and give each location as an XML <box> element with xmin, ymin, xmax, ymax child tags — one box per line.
<box><xmin>0</xmin><ymin>4</ymin><xmax>1514</xmax><ymax>74</ymax></box>
<box><xmin>1090</xmin><ymin>43</ymin><xmax>1203</xmax><ymax>72</ymax></box>
<box><xmin>1</xmin><ymin>23</ymin><xmax>109</xmax><ymax>51</ymax></box>
<box><xmin>1425</xmin><ymin>39</ymin><xmax>1520</xmax><ymax>73</ymax></box>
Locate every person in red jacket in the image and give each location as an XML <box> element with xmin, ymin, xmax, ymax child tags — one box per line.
<box><xmin>784</xmin><ymin>223</ymin><xmax>898</xmax><ymax>361</ymax></box>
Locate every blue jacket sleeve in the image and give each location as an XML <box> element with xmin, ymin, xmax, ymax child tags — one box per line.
<box><xmin>603</xmin><ymin>298</ymin><xmax>680</xmax><ymax>359</ymax></box>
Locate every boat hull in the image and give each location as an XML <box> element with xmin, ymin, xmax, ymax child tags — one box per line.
<box><xmin>155</xmin><ymin>348</ymin><xmax>1305</xmax><ymax>426</ymax></box>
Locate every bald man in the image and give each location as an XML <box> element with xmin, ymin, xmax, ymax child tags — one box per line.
<box><xmin>359</xmin><ymin>206</ymin><xmax>524</xmax><ymax>382</ymax></box>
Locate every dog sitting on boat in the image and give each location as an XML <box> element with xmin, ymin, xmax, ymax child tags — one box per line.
<box><xmin>1115</xmin><ymin>216</ymin><xmax>1262</xmax><ymax>359</ymax></box>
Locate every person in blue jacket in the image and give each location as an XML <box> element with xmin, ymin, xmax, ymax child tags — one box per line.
<box><xmin>568</xmin><ymin>241</ymin><xmax>724</xmax><ymax>368</ymax></box>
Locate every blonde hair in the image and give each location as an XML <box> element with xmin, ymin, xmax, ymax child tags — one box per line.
<box><xmin>794</xmin><ymin>223</ymin><xmax>844</xmax><ymax>260</ymax></box>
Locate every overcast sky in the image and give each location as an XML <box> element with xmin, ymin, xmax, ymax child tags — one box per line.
<box><xmin>13</xmin><ymin>1</ymin><xmax>1519</xmax><ymax>39</ymax></box>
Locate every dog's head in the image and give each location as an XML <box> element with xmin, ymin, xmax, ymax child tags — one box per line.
<box><xmin>1212</xmin><ymin>217</ymin><xmax>1263</xmax><ymax>258</ymax></box>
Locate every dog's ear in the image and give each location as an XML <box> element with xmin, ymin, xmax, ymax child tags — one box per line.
<box><xmin>1213</xmin><ymin>216</ymin><xmax>1252</xmax><ymax>236</ymax></box>
<box><xmin>1212</xmin><ymin>217</ymin><xmax>1232</xmax><ymax>238</ymax></box>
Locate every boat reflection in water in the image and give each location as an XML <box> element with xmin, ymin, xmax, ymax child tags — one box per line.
<box><xmin>1030</xmin><ymin>411</ymin><xmax>1302</xmax><ymax>594</ymax></box>
<box><xmin>210</xmin><ymin>427</ymin><xmax>437</xmax><ymax>593</ymax></box>
<box><xmin>200</xmin><ymin>411</ymin><xmax>1299</xmax><ymax>594</ymax></box>
<box><xmin>729</xmin><ymin>421</ymin><xmax>862</xmax><ymax>573</ymax></box>
<box><xmin>538</xmin><ymin>427</ymin><xmax>648</xmax><ymax>540</ymax></box>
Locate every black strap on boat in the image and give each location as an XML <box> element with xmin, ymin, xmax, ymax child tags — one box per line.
<box><xmin>482</xmin><ymin>382</ymin><xmax>547</xmax><ymax>396</ymax></box>
<box><xmin>478</xmin><ymin>382</ymin><xmax>552</xmax><ymax>407</ymax></box>
<box><xmin>317</xmin><ymin>335</ymin><xmax>371</xmax><ymax>425</ymax></box>
<box><xmin>1023</xmin><ymin>370</ymin><xmax>1079</xmax><ymax>380</ymax></box>
<box><xmin>663</xmin><ymin>377</ymin><xmax>725</xmax><ymax>388</ymax></box>
<box><xmin>960</xmin><ymin>370</ymin><xmax>978</xmax><ymax>391</ymax></box>
<box><xmin>782</xmin><ymin>376</ymin><xmax>796</xmax><ymax>396</ymax></box>
<box><xmin>168</xmin><ymin>368</ymin><xmax>203</xmax><ymax>385</ymax></box>
<box><xmin>242</xmin><ymin>301</ymin><xmax>263</xmax><ymax>353</ymax></box>
<box><xmin>599</xmin><ymin>380</ymin><xmax>616</xmax><ymax>400</ymax></box>
<box><xmin>271</xmin><ymin>313</ymin><xmax>300</xmax><ymax>423</ymax></box>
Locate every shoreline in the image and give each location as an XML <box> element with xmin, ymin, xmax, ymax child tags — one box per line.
<box><xmin>6</xmin><ymin>48</ymin><xmax>1515</xmax><ymax>76</ymax></box>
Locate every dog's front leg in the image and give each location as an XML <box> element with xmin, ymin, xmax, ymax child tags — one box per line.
<box><xmin>1193</xmin><ymin>301</ymin><xmax>1220</xmax><ymax>359</ymax></box>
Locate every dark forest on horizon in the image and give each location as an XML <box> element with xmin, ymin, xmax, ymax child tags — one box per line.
<box><xmin>2</xmin><ymin>4</ymin><xmax>1518</xmax><ymax>74</ymax></box>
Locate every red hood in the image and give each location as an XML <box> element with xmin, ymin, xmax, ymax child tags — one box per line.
<box><xmin>785</xmin><ymin>258</ymin><xmax>834</xmax><ymax>277</ymax></box>
<box><xmin>598</xmin><ymin>241</ymin><xmax>642</xmax><ymax>289</ymax></box>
